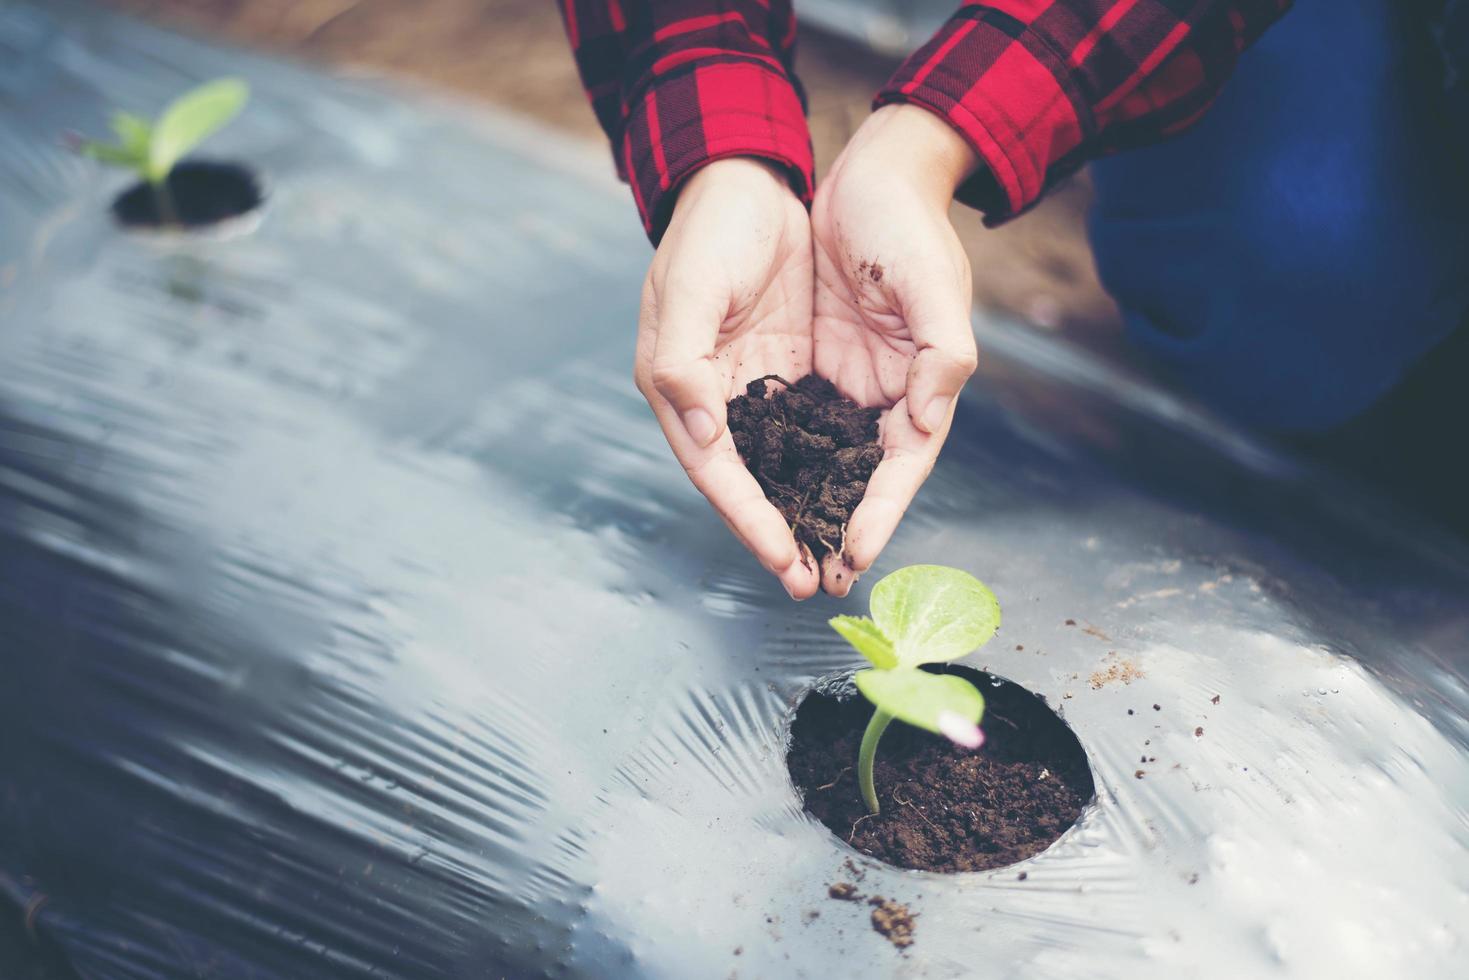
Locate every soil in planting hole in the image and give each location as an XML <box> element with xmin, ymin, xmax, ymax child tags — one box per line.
<box><xmin>789</xmin><ymin>665</ymin><xmax>1094</xmax><ymax>873</ymax></box>
<box><xmin>112</xmin><ymin>161</ymin><xmax>263</xmax><ymax>230</ymax></box>
<box><xmin>726</xmin><ymin>374</ymin><xmax>881</xmax><ymax>562</ymax></box>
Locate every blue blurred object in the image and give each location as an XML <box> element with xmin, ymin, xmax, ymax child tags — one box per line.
<box><xmin>1088</xmin><ymin>0</ymin><xmax>1469</xmax><ymax>434</ymax></box>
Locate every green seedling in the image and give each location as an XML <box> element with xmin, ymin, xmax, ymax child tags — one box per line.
<box><xmin>830</xmin><ymin>565</ymin><xmax>1001</xmax><ymax>815</ymax></box>
<box><xmin>76</xmin><ymin>78</ymin><xmax>250</xmax><ymax>225</ymax></box>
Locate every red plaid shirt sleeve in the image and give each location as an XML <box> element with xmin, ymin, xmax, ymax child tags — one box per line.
<box><xmin>876</xmin><ymin>1</ymin><xmax>1292</xmax><ymax>222</ymax></box>
<box><xmin>558</xmin><ymin>1</ymin><xmax>814</xmax><ymax>243</ymax></box>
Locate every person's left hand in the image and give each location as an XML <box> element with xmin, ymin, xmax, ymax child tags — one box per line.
<box><xmin>810</xmin><ymin>104</ymin><xmax>982</xmax><ymax>596</ymax></box>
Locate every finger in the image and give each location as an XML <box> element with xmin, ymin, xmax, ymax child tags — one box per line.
<box><xmin>820</xmin><ymin>550</ymin><xmax>858</xmax><ymax>598</ymax></box>
<box><xmin>656</xmin><ymin>396</ymin><xmax>816</xmax><ymax>595</ymax></box>
<box><xmin>906</xmin><ymin>342</ymin><xmax>977</xmax><ymax>434</ymax></box>
<box><xmin>650</xmin><ymin>284</ymin><xmax>729</xmax><ymax>449</ymax></box>
<box><xmin>711</xmin><ymin>506</ymin><xmax>820</xmax><ymax>600</ymax></box>
<box><xmin>902</xmin><ymin>268</ymin><xmax>978</xmax><ymax>435</ymax></box>
<box><xmin>786</xmin><ymin>543</ymin><xmax>821</xmax><ymax>600</ymax></box>
<box><xmin>842</xmin><ymin>399</ymin><xmax>945</xmax><ymax>573</ymax></box>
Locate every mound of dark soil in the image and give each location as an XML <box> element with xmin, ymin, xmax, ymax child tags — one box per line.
<box><xmin>726</xmin><ymin>375</ymin><xmax>881</xmax><ymax>561</ymax></box>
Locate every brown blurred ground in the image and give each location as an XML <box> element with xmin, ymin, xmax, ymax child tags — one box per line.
<box><xmin>100</xmin><ymin>0</ymin><xmax>1121</xmax><ymax>340</ymax></box>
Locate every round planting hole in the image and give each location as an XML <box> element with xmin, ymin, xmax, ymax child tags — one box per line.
<box><xmin>111</xmin><ymin>161</ymin><xmax>263</xmax><ymax>230</ymax></box>
<box><xmin>788</xmin><ymin>665</ymin><xmax>1094</xmax><ymax>873</ymax></box>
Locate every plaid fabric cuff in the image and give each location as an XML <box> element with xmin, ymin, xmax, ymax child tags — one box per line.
<box><xmin>874</xmin><ymin>8</ymin><xmax>1084</xmax><ymax>223</ymax></box>
<box><xmin>621</xmin><ymin>59</ymin><xmax>814</xmax><ymax>244</ymax></box>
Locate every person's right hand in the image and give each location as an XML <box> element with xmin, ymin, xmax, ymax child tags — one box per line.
<box><xmin>636</xmin><ymin>157</ymin><xmax>821</xmax><ymax>599</ymax></box>
<box><xmin>809</xmin><ymin>105</ymin><xmax>982</xmax><ymax>597</ymax></box>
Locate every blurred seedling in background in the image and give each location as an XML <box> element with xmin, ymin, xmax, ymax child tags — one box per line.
<box><xmin>73</xmin><ymin>78</ymin><xmax>249</xmax><ymax>227</ymax></box>
<box><xmin>830</xmin><ymin>565</ymin><xmax>1001</xmax><ymax>815</ymax></box>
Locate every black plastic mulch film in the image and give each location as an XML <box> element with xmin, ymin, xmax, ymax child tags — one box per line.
<box><xmin>1</xmin><ymin>3</ymin><xmax>1467</xmax><ymax>978</ymax></box>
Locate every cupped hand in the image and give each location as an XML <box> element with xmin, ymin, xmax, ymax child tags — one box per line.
<box><xmin>636</xmin><ymin>157</ymin><xmax>821</xmax><ymax>599</ymax></box>
<box><xmin>810</xmin><ymin>105</ymin><xmax>982</xmax><ymax>597</ymax></box>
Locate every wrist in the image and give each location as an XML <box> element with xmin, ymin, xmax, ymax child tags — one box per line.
<box><xmin>675</xmin><ymin>157</ymin><xmax>797</xmax><ymax>215</ymax></box>
<box><xmin>845</xmin><ymin>105</ymin><xmax>981</xmax><ymax>207</ymax></box>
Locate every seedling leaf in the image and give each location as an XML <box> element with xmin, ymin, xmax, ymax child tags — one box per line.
<box><xmin>147</xmin><ymin>78</ymin><xmax>249</xmax><ymax>184</ymax></box>
<box><xmin>79</xmin><ymin>139</ymin><xmax>146</xmax><ymax>168</ymax></box>
<box><xmin>870</xmin><ymin>564</ymin><xmax>1000</xmax><ymax>666</ymax></box>
<box><xmin>854</xmin><ymin>668</ymin><xmax>985</xmax><ymax>739</ymax></box>
<box><xmin>110</xmin><ymin>112</ymin><xmax>153</xmax><ymax>157</ymax></box>
<box><xmin>829</xmin><ymin>615</ymin><xmax>897</xmax><ymax>669</ymax></box>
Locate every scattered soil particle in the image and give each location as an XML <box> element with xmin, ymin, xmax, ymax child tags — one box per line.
<box><xmin>828</xmin><ymin>882</ymin><xmax>860</xmax><ymax>901</ymax></box>
<box><xmin>1015</xmin><ymin>644</ymin><xmax>1024</xmax><ymax>651</ymax></box>
<box><xmin>726</xmin><ymin>375</ymin><xmax>881</xmax><ymax>561</ymax></box>
<box><xmin>1152</xmin><ymin>704</ymin><xmax>1161</xmax><ymax>711</ymax></box>
<box><xmin>790</xmin><ymin>666</ymin><xmax>1094</xmax><ymax>873</ymax></box>
<box><xmin>1082</xmin><ymin>625</ymin><xmax>1112</xmax><ymax>641</ymax></box>
<box><xmin>842</xmin><ymin>858</ymin><xmax>867</xmax><ymax>881</ymax></box>
<box><xmin>1194</xmin><ymin>727</ymin><xmax>1204</xmax><ymax>737</ymax></box>
<box><xmin>1088</xmin><ymin>654</ymin><xmax>1144</xmax><ymax>689</ymax></box>
<box><xmin>867</xmin><ymin>897</ymin><xmax>916</xmax><ymax>949</ymax></box>
<box><xmin>1134</xmin><ymin>769</ymin><xmax>1146</xmax><ymax>779</ymax></box>
<box><xmin>1211</xmin><ymin>694</ymin><xmax>1221</xmax><ymax>705</ymax></box>
<box><xmin>1064</xmin><ymin>618</ymin><xmax>1077</xmax><ymax>626</ymax></box>
<box><xmin>1127</xmin><ymin>708</ymin><xmax>1135</xmax><ymax>715</ymax></box>
<box><xmin>1016</xmin><ymin>871</ymin><xmax>1028</xmax><ymax>881</ymax></box>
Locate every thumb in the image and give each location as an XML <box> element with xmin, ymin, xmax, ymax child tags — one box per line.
<box><xmin>650</xmin><ymin>286</ymin><xmax>729</xmax><ymax>449</ymax></box>
<box><xmin>904</xmin><ymin>298</ymin><xmax>978</xmax><ymax>434</ymax></box>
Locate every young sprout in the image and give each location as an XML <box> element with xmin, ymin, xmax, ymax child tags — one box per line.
<box><xmin>76</xmin><ymin>78</ymin><xmax>250</xmax><ymax>226</ymax></box>
<box><xmin>830</xmin><ymin>565</ymin><xmax>1001</xmax><ymax>815</ymax></box>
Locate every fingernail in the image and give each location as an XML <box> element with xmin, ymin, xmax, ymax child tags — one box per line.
<box><xmin>921</xmin><ymin>397</ymin><xmax>951</xmax><ymax>433</ymax></box>
<box><xmin>683</xmin><ymin>408</ymin><xmax>717</xmax><ymax>446</ymax></box>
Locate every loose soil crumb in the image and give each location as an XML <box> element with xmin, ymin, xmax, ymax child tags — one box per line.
<box><xmin>726</xmin><ymin>375</ymin><xmax>881</xmax><ymax>561</ymax></box>
<box><xmin>828</xmin><ymin>882</ymin><xmax>861</xmax><ymax>901</ymax></box>
<box><xmin>1211</xmin><ymin>694</ymin><xmax>1221</xmax><ymax>705</ymax></box>
<box><xmin>1195</xmin><ymin>726</ymin><xmax>1204</xmax><ymax>737</ymax></box>
<box><xmin>1089</xmin><ymin>653</ymin><xmax>1144</xmax><ymax>689</ymax></box>
<box><xmin>790</xmin><ymin>667</ymin><xmax>1094</xmax><ymax>873</ymax></box>
<box><xmin>867</xmin><ymin>897</ymin><xmax>916</xmax><ymax>949</ymax></box>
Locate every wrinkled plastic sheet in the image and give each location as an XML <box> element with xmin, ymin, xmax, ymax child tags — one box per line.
<box><xmin>2</xmin><ymin>3</ymin><xmax>1468</xmax><ymax>978</ymax></box>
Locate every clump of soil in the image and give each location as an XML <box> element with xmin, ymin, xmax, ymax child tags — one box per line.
<box><xmin>1088</xmin><ymin>653</ymin><xmax>1144</xmax><ymax>689</ymax></box>
<box><xmin>726</xmin><ymin>375</ymin><xmax>881</xmax><ymax>561</ymax></box>
<box><xmin>823</xmin><ymin>881</ymin><xmax>916</xmax><ymax>949</ymax></box>
<box><xmin>789</xmin><ymin>666</ymin><xmax>1094</xmax><ymax>873</ymax></box>
<box><xmin>868</xmin><ymin>897</ymin><xmax>916</xmax><ymax>949</ymax></box>
<box><xmin>112</xmin><ymin>161</ymin><xmax>263</xmax><ymax>229</ymax></box>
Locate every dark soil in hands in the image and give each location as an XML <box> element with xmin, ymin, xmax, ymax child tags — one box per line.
<box><xmin>789</xmin><ymin>666</ymin><xmax>1094</xmax><ymax>873</ymax></box>
<box><xmin>726</xmin><ymin>375</ymin><xmax>882</xmax><ymax>561</ymax></box>
<box><xmin>113</xmin><ymin>161</ymin><xmax>263</xmax><ymax>229</ymax></box>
